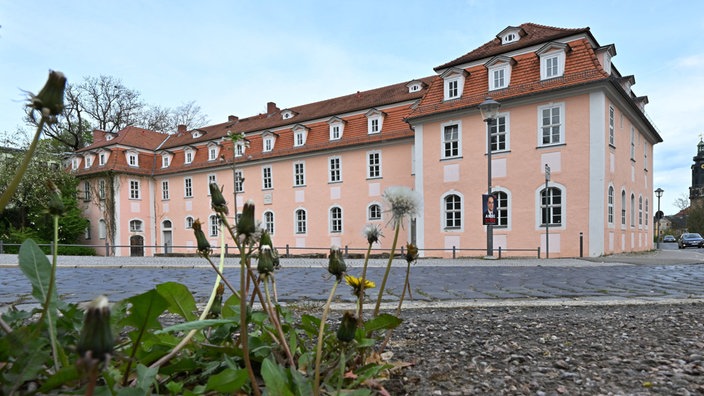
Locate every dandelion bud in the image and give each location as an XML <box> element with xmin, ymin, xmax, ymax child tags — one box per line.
<box><xmin>29</xmin><ymin>70</ymin><xmax>66</xmax><ymax>120</ymax></box>
<box><xmin>405</xmin><ymin>242</ymin><xmax>419</xmax><ymax>264</ymax></box>
<box><xmin>259</xmin><ymin>230</ymin><xmax>274</xmax><ymax>250</ymax></box>
<box><xmin>192</xmin><ymin>219</ymin><xmax>211</xmax><ymax>256</ymax></box>
<box><xmin>209</xmin><ymin>182</ymin><xmax>229</xmax><ymax>215</ymax></box>
<box><xmin>236</xmin><ymin>200</ymin><xmax>256</xmax><ymax>238</ymax></box>
<box><xmin>208</xmin><ymin>283</ymin><xmax>225</xmax><ymax>319</ymax></box>
<box><xmin>327</xmin><ymin>246</ymin><xmax>346</xmax><ymax>281</ymax></box>
<box><xmin>77</xmin><ymin>295</ymin><xmax>113</xmax><ymax>363</ymax></box>
<box><xmin>257</xmin><ymin>245</ymin><xmax>275</xmax><ymax>275</ymax></box>
<box><xmin>46</xmin><ymin>180</ymin><xmax>65</xmax><ymax>216</ymax></box>
<box><xmin>336</xmin><ymin>311</ymin><xmax>357</xmax><ymax>343</ymax></box>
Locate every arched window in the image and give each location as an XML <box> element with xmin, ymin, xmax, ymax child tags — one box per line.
<box><xmin>607</xmin><ymin>186</ymin><xmax>614</xmax><ymax>224</ymax></box>
<box><xmin>295</xmin><ymin>209</ymin><xmax>307</xmax><ymax>234</ymax></box>
<box><xmin>129</xmin><ymin>219</ymin><xmax>143</xmax><ymax>232</ymax></box>
<box><xmin>209</xmin><ymin>214</ymin><xmax>220</xmax><ymax>237</ymax></box>
<box><xmin>638</xmin><ymin>196</ymin><xmax>643</xmax><ymax>227</ymax></box>
<box><xmin>494</xmin><ymin>191</ymin><xmax>509</xmax><ymax>227</ymax></box>
<box><xmin>330</xmin><ymin>206</ymin><xmax>342</xmax><ymax>233</ymax></box>
<box><xmin>443</xmin><ymin>194</ymin><xmax>462</xmax><ymax>229</ymax></box>
<box><xmin>264</xmin><ymin>211</ymin><xmax>275</xmax><ymax>234</ymax></box>
<box><xmin>540</xmin><ymin>187</ymin><xmax>562</xmax><ymax>226</ymax></box>
<box><xmin>368</xmin><ymin>203</ymin><xmax>381</xmax><ymax>221</ymax></box>
<box><xmin>621</xmin><ymin>190</ymin><xmax>627</xmax><ymax>226</ymax></box>
<box><xmin>645</xmin><ymin>199</ymin><xmax>649</xmax><ymax>226</ymax></box>
<box><xmin>185</xmin><ymin>216</ymin><xmax>194</xmax><ymax>229</ymax></box>
<box><xmin>630</xmin><ymin>193</ymin><xmax>635</xmax><ymax>227</ymax></box>
<box><xmin>98</xmin><ymin>219</ymin><xmax>107</xmax><ymax>239</ymax></box>
<box><xmin>84</xmin><ymin>220</ymin><xmax>91</xmax><ymax>240</ymax></box>
<box><xmin>163</xmin><ymin>220</ymin><xmax>172</xmax><ymax>229</ymax></box>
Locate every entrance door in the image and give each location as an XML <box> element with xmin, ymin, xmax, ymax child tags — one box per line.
<box><xmin>130</xmin><ymin>235</ymin><xmax>144</xmax><ymax>257</ymax></box>
<box><xmin>162</xmin><ymin>220</ymin><xmax>173</xmax><ymax>254</ymax></box>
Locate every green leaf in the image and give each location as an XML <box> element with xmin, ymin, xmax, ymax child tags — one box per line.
<box><xmin>221</xmin><ymin>293</ymin><xmax>242</xmax><ymax>318</ymax></box>
<box><xmin>363</xmin><ymin>314</ymin><xmax>402</xmax><ymax>333</ymax></box>
<box><xmin>156</xmin><ymin>319</ymin><xmax>237</xmax><ymax>334</ymax></box>
<box><xmin>37</xmin><ymin>364</ymin><xmax>80</xmax><ymax>393</ymax></box>
<box><xmin>18</xmin><ymin>238</ymin><xmax>57</xmax><ymax>305</ymax></box>
<box><xmin>205</xmin><ymin>367</ymin><xmax>248</xmax><ymax>393</ymax></box>
<box><xmin>121</xmin><ymin>289</ymin><xmax>169</xmax><ymax>331</ymax></box>
<box><xmin>261</xmin><ymin>357</ymin><xmax>294</xmax><ymax>396</ymax></box>
<box><xmin>156</xmin><ymin>282</ymin><xmax>198</xmax><ymax>322</ymax></box>
<box><xmin>288</xmin><ymin>366</ymin><xmax>313</xmax><ymax>396</ymax></box>
<box><xmin>135</xmin><ymin>364</ymin><xmax>159</xmax><ymax>394</ymax></box>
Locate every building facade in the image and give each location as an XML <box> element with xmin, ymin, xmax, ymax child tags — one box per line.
<box><xmin>70</xmin><ymin>23</ymin><xmax>661</xmax><ymax>258</ymax></box>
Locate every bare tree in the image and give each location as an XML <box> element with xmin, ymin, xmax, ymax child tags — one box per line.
<box><xmin>172</xmin><ymin>101</ymin><xmax>209</xmax><ymax>130</ymax></box>
<box><xmin>80</xmin><ymin>75</ymin><xmax>144</xmax><ymax>133</ymax></box>
<box><xmin>673</xmin><ymin>193</ymin><xmax>690</xmax><ymax>212</ymax></box>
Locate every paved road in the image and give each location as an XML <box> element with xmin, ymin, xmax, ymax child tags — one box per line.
<box><xmin>2</xmin><ymin>244</ymin><xmax>704</xmax><ymax>308</ymax></box>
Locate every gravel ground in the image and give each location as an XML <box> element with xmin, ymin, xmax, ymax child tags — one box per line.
<box><xmin>382</xmin><ymin>301</ymin><xmax>704</xmax><ymax>395</ymax></box>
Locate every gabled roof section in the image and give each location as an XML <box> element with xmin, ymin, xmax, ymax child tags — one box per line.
<box><xmin>485</xmin><ymin>55</ymin><xmax>516</xmax><ymax>68</ymax></box>
<box><xmin>435</xmin><ymin>23</ymin><xmax>591</xmax><ymax>71</ymax></box>
<box><xmin>77</xmin><ymin>126</ymin><xmax>169</xmax><ymax>153</ymax></box>
<box><xmin>536</xmin><ymin>42</ymin><xmax>571</xmax><ymax>56</ymax></box>
<box><xmin>496</xmin><ymin>26</ymin><xmax>526</xmax><ymax>45</ymax></box>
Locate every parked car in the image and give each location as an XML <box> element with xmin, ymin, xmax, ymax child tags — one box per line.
<box><xmin>663</xmin><ymin>235</ymin><xmax>676</xmax><ymax>243</ymax></box>
<box><xmin>678</xmin><ymin>233</ymin><xmax>704</xmax><ymax>249</ymax></box>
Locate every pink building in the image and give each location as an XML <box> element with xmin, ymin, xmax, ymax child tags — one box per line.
<box><xmin>70</xmin><ymin>23</ymin><xmax>661</xmax><ymax>258</ymax></box>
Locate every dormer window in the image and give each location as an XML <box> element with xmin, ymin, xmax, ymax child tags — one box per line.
<box><xmin>497</xmin><ymin>26</ymin><xmax>525</xmax><ymax>45</ymax></box>
<box><xmin>406</xmin><ymin>80</ymin><xmax>426</xmax><ymax>93</ymax></box>
<box><xmin>207</xmin><ymin>143</ymin><xmax>220</xmax><ymax>161</ymax></box>
<box><xmin>184</xmin><ymin>148</ymin><xmax>194</xmax><ymax>164</ymax></box>
<box><xmin>486</xmin><ymin>56</ymin><xmax>516</xmax><ymax>91</ymax></box>
<box><xmin>281</xmin><ymin>109</ymin><xmax>297</xmax><ymax>120</ymax></box>
<box><xmin>292</xmin><ymin>124</ymin><xmax>309</xmax><ymax>147</ymax></box>
<box><xmin>191</xmin><ymin>130</ymin><xmax>204</xmax><ymax>139</ymax></box>
<box><xmin>365</xmin><ymin>109</ymin><xmax>386</xmax><ymax>135</ymax></box>
<box><xmin>105</xmin><ymin>134</ymin><xmax>114</xmax><ymax>141</ymax></box>
<box><xmin>161</xmin><ymin>152</ymin><xmax>171</xmax><ymax>168</ymax></box>
<box><xmin>84</xmin><ymin>154</ymin><xmax>93</xmax><ymax>168</ymax></box>
<box><xmin>328</xmin><ymin>117</ymin><xmax>345</xmax><ymax>140</ymax></box>
<box><xmin>71</xmin><ymin>157</ymin><xmax>79</xmax><ymax>170</ymax></box>
<box><xmin>262</xmin><ymin>131</ymin><xmax>277</xmax><ymax>152</ymax></box>
<box><xmin>126</xmin><ymin>151</ymin><xmax>139</xmax><ymax>167</ymax></box>
<box><xmin>440</xmin><ymin>68</ymin><xmax>467</xmax><ymax>101</ymax></box>
<box><xmin>537</xmin><ymin>42</ymin><xmax>570</xmax><ymax>80</ymax></box>
<box><xmin>98</xmin><ymin>152</ymin><xmax>107</xmax><ymax>166</ymax></box>
<box><xmin>235</xmin><ymin>142</ymin><xmax>245</xmax><ymax>157</ymax></box>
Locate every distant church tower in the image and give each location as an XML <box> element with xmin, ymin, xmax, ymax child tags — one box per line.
<box><xmin>691</xmin><ymin>137</ymin><xmax>704</xmax><ymax>207</ymax></box>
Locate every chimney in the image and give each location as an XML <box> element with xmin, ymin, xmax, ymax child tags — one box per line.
<box><xmin>177</xmin><ymin>124</ymin><xmax>187</xmax><ymax>134</ymax></box>
<box><xmin>267</xmin><ymin>102</ymin><xmax>279</xmax><ymax>115</ymax></box>
<box><xmin>228</xmin><ymin>115</ymin><xmax>239</xmax><ymax>122</ymax></box>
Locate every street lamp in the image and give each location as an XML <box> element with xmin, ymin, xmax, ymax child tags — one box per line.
<box><xmin>479</xmin><ymin>97</ymin><xmax>501</xmax><ymax>258</ymax></box>
<box><xmin>655</xmin><ymin>188</ymin><xmax>664</xmax><ymax>249</ymax></box>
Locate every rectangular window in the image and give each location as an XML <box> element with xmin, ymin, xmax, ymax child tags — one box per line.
<box><xmin>185</xmin><ymin>151</ymin><xmax>193</xmax><ymax>164</ymax></box>
<box><xmin>295</xmin><ymin>132</ymin><xmax>305</xmax><ymax>146</ymax></box>
<box><xmin>448</xmin><ymin>80</ymin><xmax>458</xmax><ymax>98</ymax></box>
<box><xmin>539</xmin><ymin>104</ymin><xmax>563</xmax><ymax>146</ymax></box>
<box><xmin>369</xmin><ymin>118</ymin><xmax>380</xmax><ymax>134</ymax></box>
<box><xmin>98</xmin><ymin>179</ymin><xmax>106</xmax><ymax>200</ymax></box>
<box><xmin>630</xmin><ymin>127</ymin><xmax>636</xmax><ymax>160</ymax></box>
<box><xmin>491</xmin><ymin>68</ymin><xmax>506</xmax><ymax>90</ymax></box>
<box><xmin>609</xmin><ymin>106</ymin><xmax>615</xmax><ymax>146</ymax></box>
<box><xmin>644</xmin><ymin>142</ymin><xmax>648</xmax><ymax>170</ymax></box>
<box><xmin>162</xmin><ymin>180</ymin><xmax>169</xmax><ymax>200</ymax></box>
<box><xmin>99</xmin><ymin>153</ymin><xmax>106</xmax><ymax>166</ymax></box>
<box><xmin>443</xmin><ymin>124</ymin><xmax>460</xmax><ymax>158</ymax></box>
<box><xmin>262</xmin><ymin>166</ymin><xmax>272</xmax><ymax>189</ymax></box>
<box><xmin>130</xmin><ymin>180</ymin><xmax>140</xmax><ymax>200</ymax></box>
<box><xmin>489</xmin><ymin>115</ymin><xmax>508</xmax><ymax>152</ymax></box>
<box><xmin>83</xmin><ymin>181</ymin><xmax>91</xmax><ymax>201</ymax></box>
<box><xmin>296</xmin><ymin>210</ymin><xmax>307</xmax><ymax>234</ymax></box>
<box><xmin>209</xmin><ymin>147</ymin><xmax>217</xmax><ymax>160</ymax></box>
<box><xmin>235</xmin><ymin>170</ymin><xmax>244</xmax><ymax>192</ymax></box>
<box><xmin>330</xmin><ymin>207</ymin><xmax>342</xmax><ymax>233</ymax></box>
<box><xmin>294</xmin><ymin>162</ymin><xmax>305</xmax><ymax>186</ymax></box>
<box><xmin>184</xmin><ymin>177</ymin><xmax>193</xmax><ymax>198</ymax></box>
<box><xmin>264</xmin><ymin>138</ymin><xmax>273</xmax><ymax>152</ymax></box>
<box><xmin>331</xmin><ymin>125</ymin><xmax>341</xmax><ymax>140</ymax></box>
<box><xmin>128</xmin><ymin>153</ymin><xmax>138</xmax><ymax>167</ymax></box>
<box><xmin>329</xmin><ymin>157</ymin><xmax>341</xmax><ymax>183</ymax></box>
<box><xmin>235</xmin><ymin>143</ymin><xmax>244</xmax><ymax>157</ymax></box>
<box><xmin>208</xmin><ymin>174</ymin><xmax>216</xmax><ymax>188</ymax></box>
<box><xmin>541</xmin><ymin>187</ymin><xmax>562</xmax><ymax>226</ymax></box>
<box><xmin>162</xmin><ymin>155</ymin><xmax>170</xmax><ymax>168</ymax></box>
<box><xmin>545</xmin><ymin>56</ymin><xmax>559</xmax><ymax>78</ymax></box>
<box><xmin>367</xmin><ymin>152</ymin><xmax>381</xmax><ymax>178</ymax></box>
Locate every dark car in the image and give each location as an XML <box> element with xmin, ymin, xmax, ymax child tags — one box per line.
<box><xmin>663</xmin><ymin>235</ymin><xmax>676</xmax><ymax>243</ymax></box>
<box><xmin>678</xmin><ymin>233</ymin><xmax>704</xmax><ymax>249</ymax></box>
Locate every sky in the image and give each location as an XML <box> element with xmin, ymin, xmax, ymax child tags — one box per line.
<box><xmin>1</xmin><ymin>0</ymin><xmax>702</xmax><ymax>216</ymax></box>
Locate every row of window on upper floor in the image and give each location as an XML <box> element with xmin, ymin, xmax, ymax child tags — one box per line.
<box><xmin>440</xmin><ymin>102</ymin><xmax>650</xmax><ymax>169</ymax></box>
<box><xmin>441</xmin><ymin>42</ymin><xmax>591</xmax><ymax>101</ymax></box>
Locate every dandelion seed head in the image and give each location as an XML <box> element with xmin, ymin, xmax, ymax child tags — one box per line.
<box><xmin>383</xmin><ymin>186</ymin><xmax>422</xmax><ymax>223</ymax></box>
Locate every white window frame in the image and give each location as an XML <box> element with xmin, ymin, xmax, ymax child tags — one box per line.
<box><xmin>607</xmin><ymin>185</ymin><xmax>614</xmax><ymax>226</ymax></box>
<box><xmin>609</xmin><ymin>106</ymin><xmax>615</xmax><ymax>147</ymax></box>
<box><xmin>84</xmin><ymin>155</ymin><xmax>93</xmax><ymax>168</ymax></box>
<box><xmin>71</xmin><ymin>157</ymin><xmax>79</xmax><ymax>170</ymax></box>
<box><xmin>129</xmin><ymin>179</ymin><xmax>141</xmax><ymax>200</ymax></box>
<box><xmin>366</xmin><ymin>109</ymin><xmax>384</xmax><ymax>135</ymax></box>
<box><xmin>537</xmin><ymin>103</ymin><xmax>565</xmax><ymax>147</ymax></box>
<box><xmin>488</xmin><ymin>64</ymin><xmax>511</xmax><ymax>91</ymax></box>
<box><xmin>328</xmin><ymin>156</ymin><xmax>341</xmax><ymax>183</ymax></box>
<box><xmin>98</xmin><ymin>219</ymin><xmax>107</xmax><ymax>239</ymax></box>
<box><xmin>262</xmin><ymin>166</ymin><xmax>273</xmax><ymax>190</ymax></box>
<box><xmin>235</xmin><ymin>170</ymin><xmax>244</xmax><ymax>192</ymax></box>
<box><xmin>630</xmin><ymin>193</ymin><xmax>636</xmax><ymax>228</ymax></box>
<box><xmin>185</xmin><ymin>216</ymin><xmax>194</xmax><ymax>229</ymax></box>
<box><xmin>493</xmin><ymin>189</ymin><xmax>510</xmax><ymax>229</ymax></box>
<box><xmin>638</xmin><ymin>195</ymin><xmax>643</xmax><ymax>228</ymax></box>
<box><xmin>99</xmin><ymin>152</ymin><xmax>106</xmax><ymax>166</ymax></box>
<box><xmin>263</xmin><ymin>211</ymin><xmax>275</xmax><ymax>234</ymax></box>
<box><xmin>98</xmin><ymin>179</ymin><xmax>106</xmax><ymax>200</ymax></box>
<box><xmin>209</xmin><ymin>214</ymin><xmax>220</xmax><ymax>237</ymax></box>
<box><xmin>442</xmin><ymin>192</ymin><xmax>463</xmax><ymax>231</ymax></box>
<box><xmin>441</xmin><ymin>121</ymin><xmax>461</xmax><ymax>159</ymax></box>
<box><xmin>295</xmin><ymin>208</ymin><xmax>307</xmax><ymax>234</ymax></box>
<box><xmin>540</xmin><ymin>51</ymin><xmax>565</xmax><ymax>80</ymax></box>
<box><xmin>162</xmin><ymin>154</ymin><xmax>170</xmax><ymax>168</ymax></box>
<box><xmin>263</xmin><ymin>136</ymin><xmax>274</xmax><ymax>152</ymax></box>
<box><xmin>235</xmin><ymin>142</ymin><xmax>245</xmax><ymax>157</ymax></box>
<box><xmin>162</xmin><ymin>180</ymin><xmax>169</xmax><ymax>200</ymax></box>
<box><xmin>441</xmin><ymin>68</ymin><xmax>466</xmax><ymax>101</ymax></box>
<box><xmin>83</xmin><ymin>180</ymin><xmax>91</xmax><ymax>201</ymax></box>
<box><xmin>367</xmin><ymin>151</ymin><xmax>382</xmax><ymax>179</ymax></box>
<box><xmin>329</xmin><ymin>123</ymin><xmax>343</xmax><ymax>140</ymax></box>
<box><xmin>184</xmin><ymin>177</ymin><xmax>193</xmax><ymax>198</ymax></box>
<box><xmin>489</xmin><ymin>114</ymin><xmax>510</xmax><ymax>153</ymax></box>
<box><xmin>127</xmin><ymin>151</ymin><xmax>138</xmax><ymax>167</ymax></box>
<box><xmin>208</xmin><ymin>145</ymin><xmax>218</xmax><ymax>161</ymax></box>
<box><xmin>329</xmin><ymin>206</ymin><xmax>343</xmax><ymax>233</ymax></box>
<box><xmin>293</xmin><ymin>162</ymin><xmax>306</xmax><ymax>187</ymax></box>
<box><xmin>368</xmin><ymin>203</ymin><xmax>382</xmax><ymax>221</ymax></box>
<box><xmin>294</xmin><ymin>130</ymin><xmax>306</xmax><ymax>147</ymax></box>
<box><xmin>630</xmin><ymin>127</ymin><xmax>636</xmax><ymax>160</ymax></box>
<box><xmin>208</xmin><ymin>174</ymin><xmax>217</xmax><ymax>189</ymax></box>
<box><xmin>84</xmin><ymin>221</ymin><xmax>91</xmax><ymax>240</ymax></box>
<box><xmin>185</xmin><ymin>149</ymin><xmax>194</xmax><ymax>164</ymax></box>
<box><xmin>621</xmin><ymin>189</ymin><xmax>627</xmax><ymax>229</ymax></box>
